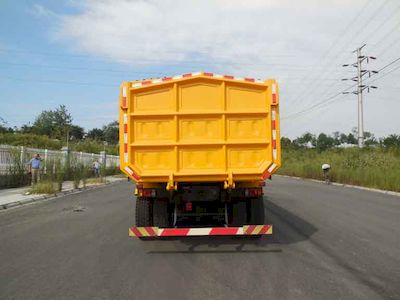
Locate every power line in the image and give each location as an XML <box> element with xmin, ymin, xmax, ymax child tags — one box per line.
<box><xmin>376</xmin><ymin>57</ymin><xmax>400</xmax><ymax>72</ymax></box>
<box><xmin>367</xmin><ymin>63</ymin><xmax>400</xmax><ymax>83</ymax></box>
<box><xmin>0</xmin><ymin>48</ymin><xmax>303</xmax><ymax>69</ymax></box>
<box><xmin>0</xmin><ymin>61</ymin><xmax>164</xmax><ymax>75</ymax></box>
<box><xmin>287</xmin><ymin>0</ymin><xmax>392</xmax><ymax>112</ymax></box>
<box><xmin>286</xmin><ymin>0</ymin><xmax>372</xmax><ymax>107</ymax></box>
<box><xmin>0</xmin><ymin>75</ymin><xmax>117</xmax><ymax>87</ymax></box>
<box><xmin>357</xmin><ymin>1</ymin><xmax>400</xmax><ymax>45</ymax></box>
<box><xmin>282</xmin><ymin>55</ymin><xmax>400</xmax><ymax>121</ymax></box>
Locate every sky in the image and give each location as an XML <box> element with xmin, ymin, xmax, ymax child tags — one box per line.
<box><xmin>0</xmin><ymin>0</ymin><xmax>399</xmax><ymax>138</ymax></box>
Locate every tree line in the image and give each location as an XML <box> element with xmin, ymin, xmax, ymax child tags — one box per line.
<box><xmin>0</xmin><ymin>105</ymin><xmax>119</xmax><ymax>145</ymax></box>
<box><xmin>282</xmin><ymin>129</ymin><xmax>400</xmax><ymax>151</ymax></box>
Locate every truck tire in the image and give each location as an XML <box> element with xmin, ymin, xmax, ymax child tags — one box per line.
<box><xmin>135</xmin><ymin>197</ymin><xmax>152</xmax><ymax>227</ymax></box>
<box><xmin>153</xmin><ymin>199</ymin><xmax>169</xmax><ymax>227</ymax></box>
<box><xmin>230</xmin><ymin>201</ymin><xmax>246</xmax><ymax>226</ymax></box>
<box><xmin>248</xmin><ymin>197</ymin><xmax>265</xmax><ymax>225</ymax></box>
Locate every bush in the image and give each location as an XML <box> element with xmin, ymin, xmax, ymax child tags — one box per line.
<box><xmin>102</xmin><ymin>165</ymin><xmax>121</xmax><ymax>176</ymax></box>
<box><xmin>0</xmin><ymin>133</ymin><xmax>62</xmax><ymax>150</ymax></box>
<box><xmin>0</xmin><ymin>148</ymin><xmax>30</xmax><ymax>188</ymax></box>
<box><xmin>30</xmin><ymin>181</ymin><xmax>56</xmax><ymax>194</ymax></box>
<box><xmin>69</xmin><ymin>140</ymin><xmax>119</xmax><ymax>155</ymax></box>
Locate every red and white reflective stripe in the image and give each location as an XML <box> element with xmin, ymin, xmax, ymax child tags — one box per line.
<box><xmin>121</xmin><ymin>87</ymin><xmax>127</xmax><ymax>108</ymax></box>
<box><xmin>129</xmin><ymin>227</ymin><xmax>157</xmax><ymax>237</ymax></box>
<box><xmin>159</xmin><ymin>227</ymin><xmax>243</xmax><ymax>236</ymax></box>
<box><xmin>129</xmin><ymin>225</ymin><xmax>272</xmax><ymax>237</ymax></box>
<box><xmin>262</xmin><ymin>163</ymin><xmax>277</xmax><ymax>180</ymax></box>
<box><xmin>123</xmin><ymin>113</ymin><xmax>129</xmax><ymax>163</ymax></box>
<box><xmin>124</xmin><ymin>166</ymin><xmax>140</xmax><ymax>181</ymax></box>
<box><xmin>130</xmin><ymin>72</ymin><xmax>264</xmax><ymax>88</ymax></box>
<box><xmin>271</xmin><ymin>83</ymin><xmax>277</xmax><ymax>104</ymax></box>
<box><xmin>271</xmin><ymin>108</ymin><xmax>277</xmax><ymax>160</ymax></box>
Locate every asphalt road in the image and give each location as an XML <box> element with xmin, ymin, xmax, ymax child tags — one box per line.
<box><xmin>1</xmin><ymin>177</ymin><xmax>399</xmax><ymax>300</ymax></box>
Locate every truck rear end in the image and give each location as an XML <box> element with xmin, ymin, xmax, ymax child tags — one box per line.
<box><xmin>119</xmin><ymin>72</ymin><xmax>281</xmax><ymax>237</ymax></box>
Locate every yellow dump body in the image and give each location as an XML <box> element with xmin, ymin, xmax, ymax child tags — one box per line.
<box><xmin>119</xmin><ymin>72</ymin><xmax>281</xmax><ymax>187</ymax></box>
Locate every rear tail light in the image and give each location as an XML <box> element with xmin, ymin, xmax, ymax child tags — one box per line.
<box><xmin>185</xmin><ymin>202</ymin><xmax>193</xmax><ymax>211</ymax></box>
<box><xmin>244</xmin><ymin>188</ymin><xmax>263</xmax><ymax>197</ymax></box>
<box><xmin>139</xmin><ymin>188</ymin><xmax>156</xmax><ymax>198</ymax></box>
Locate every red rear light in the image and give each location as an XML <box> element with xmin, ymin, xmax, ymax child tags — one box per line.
<box><xmin>244</xmin><ymin>188</ymin><xmax>263</xmax><ymax>197</ymax></box>
<box><xmin>185</xmin><ymin>202</ymin><xmax>192</xmax><ymax>211</ymax></box>
<box><xmin>141</xmin><ymin>189</ymin><xmax>156</xmax><ymax>198</ymax></box>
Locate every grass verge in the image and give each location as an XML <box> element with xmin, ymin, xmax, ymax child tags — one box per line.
<box><xmin>29</xmin><ymin>181</ymin><xmax>57</xmax><ymax>194</ymax></box>
<box><xmin>86</xmin><ymin>177</ymin><xmax>107</xmax><ymax>185</ymax></box>
<box><xmin>278</xmin><ymin>147</ymin><xmax>400</xmax><ymax>192</ymax></box>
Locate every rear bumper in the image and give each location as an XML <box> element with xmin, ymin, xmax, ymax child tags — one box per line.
<box><xmin>129</xmin><ymin>225</ymin><xmax>272</xmax><ymax>237</ymax></box>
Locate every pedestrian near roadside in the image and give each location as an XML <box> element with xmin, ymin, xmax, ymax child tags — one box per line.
<box><xmin>27</xmin><ymin>153</ymin><xmax>42</xmax><ymax>185</ymax></box>
<box><xmin>322</xmin><ymin>163</ymin><xmax>331</xmax><ymax>184</ymax></box>
<box><xmin>93</xmin><ymin>160</ymin><xmax>101</xmax><ymax>177</ymax></box>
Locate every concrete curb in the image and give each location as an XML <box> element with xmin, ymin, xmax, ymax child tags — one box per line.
<box><xmin>276</xmin><ymin>174</ymin><xmax>400</xmax><ymax>197</ymax></box>
<box><xmin>0</xmin><ymin>179</ymin><xmax>126</xmax><ymax>211</ymax></box>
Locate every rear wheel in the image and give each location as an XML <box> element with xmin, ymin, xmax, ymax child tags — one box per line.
<box><xmin>230</xmin><ymin>201</ymin><xmax>246</xmax><ymax>226</ymax></box>
<box><xmin>153</xmin><ymin>199</ymin><xmax>169</xmax><ymax>227</ymax></box>
<box><xmin>135</xmin><ymin>197</ymin><xmax>152</xmax><ymax>227</ymax></box>
<box><xmin>248</xmin><ymin>196</ymin><xmax>265</xmax><ymax>224</ymax></box>
<box><xmin>246</xmin><ymin>197</ymin><xmax>265</xmax><ymax>239</ymax></box>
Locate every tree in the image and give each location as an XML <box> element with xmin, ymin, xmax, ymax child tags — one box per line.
<box><xmin>0</xmin><ymin>117</ymin><xmax>14</xmax><ymax>133</ymax></box>
<box><xmin>87</xmin><ymin>128</ymin><xmax>104</xmax><ymax>141</ymax></box>
<box><xmin>294</xmin><ymin>132</ymin><xmax>315</xmax><ymax>148</ymax></box>
<box><xmin>53</xmin><ymin>105</ymin><xmax>72</xmax><ymax>140</ymax></box>
<box><xmin>281</xmin><ymin>137</ymin><xmax>293</xmax><ymax>149</ymax></box>
<box><xmin>347</xmin><ymin>133</ymin><xmax>357</xmax><ymax>144</ymax></box>
<box><xmin>19</xmin><ymin>124</ymin><xmax>33</xmax><ymax>134</ymax></box>
<box><xmin>32</xmin><ymin>105</ymin><xmax>72</xmax><ymax>140</ymax></box>
<box><xmin>332</xmin><ymin>131</ymin><xmax>341</xmax><ymax>146</ymax></box>
<box><xmin>364</xmin><ymin>131</ymin><xmax>378</xmax><ymax>146</ymax></box>
<box><xmin>103</xmin><ymin>121</ymin><xmax>119</xmax><ymax>144</ymax></box>
<box><xmin>339</xmin><ymin>133</ymin><xmax>348</xmax><ymax>144</ymax></box>
<box><xmin>32</xmin><ymin>110</ymin><xmax>55</xmax><ymax>136</ymax></box>
<box><xmin>69</xmin><ymin>125</ymin><xmax>85</xmax><ymax>140</ymax></box>
<box><xmin>381</xmin><ymin>134</ymin><xmax>400</xmax><ymax>148</ymax></box>
<box><xmin>315</xmin><ymin>133</ymin><xmax>336</xmax><ymax>151</ymax></box>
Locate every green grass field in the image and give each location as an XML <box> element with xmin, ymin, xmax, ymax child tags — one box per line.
<box><xmin>278</xmin><ymin>147</ymin><xmax>400</xmax><ymax>192</ymax></box>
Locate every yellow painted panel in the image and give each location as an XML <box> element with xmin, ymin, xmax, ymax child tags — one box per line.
<box><xmin>134</xmin><ymin>148</ymin><xmax>174</xmax><ymax>172</ymax></box>
<box><xmin>179</xmin><ymin>147</ymin><xmax>224</xmax><ymax>172</ymax></box>
<box><xmin>120</xmin><ymin>76</ymin><xmax>281</xmax><ymax>182</ymax></box>
<box><xmin>134</xmin><ymin>117</ymin><xmax>174</xmax><ymax>143</ymax></box>
<box><xmin>227</xmin><ymin>116</ymin><xmax>267</xmax><ymax>140</ymax></box>
<box><xmin>179</xmin><ymin>117</ymin><xmax>222</xmax><ymax>142</ymax></box>
<box><xmin>179</xmin><ymin>83</ymin><xmax>222</xmax><ymax>111</ymax></box>
<box><xmin>226</xmin><ymin>85</ymin><xmax>266</xmax><ymax>111</ymax></box>
<box><xmin>227</xmin><ymin>146</ymin><xmax>269</xmax><ymax>170</ymax></box>
<box><xmin>134</xmin><ymin>87</ymin><xmax>174</xmax><ymax>112</ymax></box>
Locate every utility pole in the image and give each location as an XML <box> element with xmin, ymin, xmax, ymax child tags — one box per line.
<box><xmin>342</xmin><ymin>44</ymin><xmax>378</xmax><ymax>148</ymax></box>
<box><xmin>356</xmin><ymin>45</ymin><xmax>364</xmax><ymax>148</ymax></box>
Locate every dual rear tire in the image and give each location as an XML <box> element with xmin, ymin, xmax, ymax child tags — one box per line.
<box><xmin>135</xmin><ymin>197</ymin><xmax>169</xmax><ymax>227</ymax></box>
<box><xmin>229</xmin><ymin>196</ymin><xmax>265</xmax><ymax>226</ymax></box>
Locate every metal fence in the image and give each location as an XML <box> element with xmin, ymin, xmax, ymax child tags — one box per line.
<box><xmin>0</xmin><ymin>145</ymin><xmax>120</xmax><ymax>174</ymax></box>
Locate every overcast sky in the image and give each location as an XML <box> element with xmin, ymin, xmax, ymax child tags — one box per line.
<box><xmin>0</xmin><ymin>0</ymin><xmax>399</xmax><ymax>138</ymax></box>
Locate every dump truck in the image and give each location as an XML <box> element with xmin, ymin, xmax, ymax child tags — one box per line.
<box><xmin>119</xmin><ymin>72</ymin><xmax>281</xmax><ymax>238</ymax></box>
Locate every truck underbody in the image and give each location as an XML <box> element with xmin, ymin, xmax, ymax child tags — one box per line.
<box><xmin>129</xmin><ymin>181</ymin><xmax>272</xmax><ymax>238</ymax></box>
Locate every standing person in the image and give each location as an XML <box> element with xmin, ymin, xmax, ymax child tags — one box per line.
<box><xmin>27</xmin><ymin>153</ymin><xmax>42</xmax><ymax>185</ymax></box>
<box><xmin>93</xmin><ymin>160</ymin><xmax>100</xmax><ymax>177</ymax></box>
